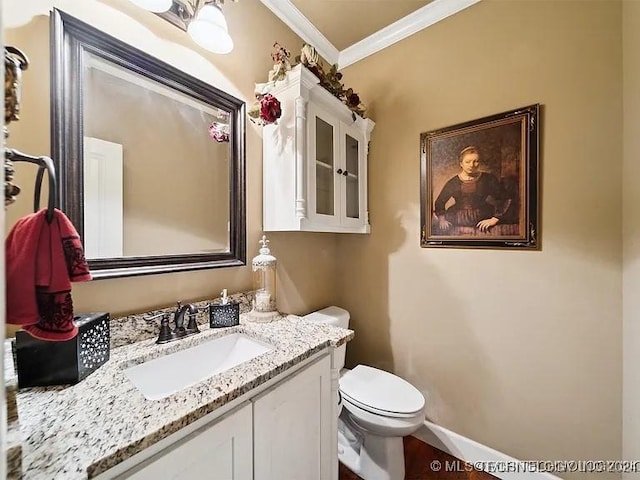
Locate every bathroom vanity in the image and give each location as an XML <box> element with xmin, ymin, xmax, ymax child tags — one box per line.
<box><xmin>106</xmin><ymin>354</ymin><xmax>331</xmax><ymax>480</ymax></box>
<box><xmin>7</xmin><ymin>314</ymin><xmax>352</xmax><ymax>480</ymax></box>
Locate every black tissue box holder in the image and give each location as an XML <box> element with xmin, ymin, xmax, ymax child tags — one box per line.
<box><xmin>209</xmin><ymin>302</ymin><xmax>240</xmax><ymax>328</ymax></box>
<box><xmin>15</xmin><ymin>312</ymin><xmax>110</xmax><ymax>388</ymax></box>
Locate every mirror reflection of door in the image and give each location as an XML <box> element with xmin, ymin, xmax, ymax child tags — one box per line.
<box><xmin>82</xmin><ymin>52</ymin><xmax>231</xmax><ymax>258</ymax></box>
<box><xmin>83</xmin><ymin>137</ymin><xmax>124</xmax><ymax>259</ymax></box>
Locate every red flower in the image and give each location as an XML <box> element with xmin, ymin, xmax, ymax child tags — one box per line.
<box><xmin>346</xmin><ymin>93</ymin><xmax>360</xmax><ymax>108</ymax></box>
<box><xmin>260</xmin><ymin>94</ymin><xmax>281</xmax><ymax>124</ymax></box>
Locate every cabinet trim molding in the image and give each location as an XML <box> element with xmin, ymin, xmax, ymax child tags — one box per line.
<box><xmin>295</xmin><ymin>96</ymin><xmax>308</xmax><ymax>219</ymax></box>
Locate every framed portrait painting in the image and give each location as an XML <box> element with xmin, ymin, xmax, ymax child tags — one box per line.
<box><xmin>420</xmin><ymin>104</ymin><xmax>539</xmax><ymax>249</ymax></box>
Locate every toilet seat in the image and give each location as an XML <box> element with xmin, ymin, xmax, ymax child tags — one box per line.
<box><xmin>339</xmin><ymin>365</ymin><xmax>425</xmax><ymax>418</ymax></box>
<box><xmin>341</xmin><ymin>392</ymin><xmax>420</xmax><ymax>419</ymax></box>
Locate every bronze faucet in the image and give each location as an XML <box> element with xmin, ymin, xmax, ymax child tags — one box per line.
<box><xmin>174</xmin><ymin>301</ymin><xmax>199</xmax><ymax>335</ymax></box>
<box><xmin>147</xmin><ymin>301</ymin><xmax>199</xmax><ymax>344</ymax></box>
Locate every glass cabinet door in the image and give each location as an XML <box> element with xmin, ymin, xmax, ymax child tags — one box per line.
<box><xmin>340</xmin><ymin>121</ymin><xmax>366</xmax><ymax>229</ymax></box>
<box><xmin>344</xmin><ymin>133</ymin><xmax>360</xmax><ymax>219</ymax></box>
<box><xmin>307</xmin><ymin>103</ymin><xmax>367</xmax><ymax>231</ymax></box>
<box><xmin>315</xmin><ymin>117</ymin><xmax>334</xmax><ymax>216</ymax></box>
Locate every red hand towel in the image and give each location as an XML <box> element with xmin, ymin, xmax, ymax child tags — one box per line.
<box><xmin>6</xmin><ymin>208</ymin><xmax>91</xmax><ymax>341</ymax></box>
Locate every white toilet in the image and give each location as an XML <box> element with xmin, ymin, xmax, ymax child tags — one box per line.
<box><xmin>304</xmin><ymin>306</ymin><xmax>425</xmax><ymax>480</ymax></box>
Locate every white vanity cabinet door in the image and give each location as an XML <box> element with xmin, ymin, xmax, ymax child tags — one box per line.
<box><xmin>253</xmin><ymin>354</ymin><xmax>332</xmax><ymax>480</ymax></box>
<box><xmin>120</xmin><ymin>402</ymin><xmax>252</xmax><ymax>480</ymax></box>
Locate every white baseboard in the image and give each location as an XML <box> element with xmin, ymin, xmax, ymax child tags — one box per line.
<box><xmin>413</xmin><ymin>421</ymin><xmax>563</xmax><ymax>480</ymax></box>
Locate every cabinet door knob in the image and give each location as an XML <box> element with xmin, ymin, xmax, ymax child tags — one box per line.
<box><xmin>342</xmin><ymin>170</ymin><xmax>349</xmax><ymax>176</ymax></box>
<box><xmin>337</xmin><ymin>168</ymin><xmax>343</xmax><ymax>175</ymax></box>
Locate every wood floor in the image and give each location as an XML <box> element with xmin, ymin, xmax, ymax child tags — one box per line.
<box><xmin>339</xmin><ymin>436</ymin><xmax>499</xmax><ymax>480</ymax></box>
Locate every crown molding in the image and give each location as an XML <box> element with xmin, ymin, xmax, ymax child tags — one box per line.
<box><xmin>260</xmin><ymin>0</ymin><xmax>481</xmax><ymax>70</ymax></box>
<box><xmin>259</xmin><ymin>0</ymin><xmax>340</xmax><ymax>65</ymax></box>
<box><xmin>338</xmin><ymin>0</ymin><xmax>482</xmax><ymax>68</ymax></box>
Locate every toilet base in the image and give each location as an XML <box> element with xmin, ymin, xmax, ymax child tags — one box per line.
<box><xmin>337</xmin><ymin>414</ymin><xmax>405</xmax><ymax>480</ymax></box>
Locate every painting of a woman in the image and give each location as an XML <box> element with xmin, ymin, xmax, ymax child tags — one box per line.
<box><xmin>420</xmin><ymin>104</ymin><xmax>539</xmax><ymax>249</ymax></box>
<box><xmin>433</xmin><ymin>146</ymin><xmax>508</xmax><ymax>234</ymax></box>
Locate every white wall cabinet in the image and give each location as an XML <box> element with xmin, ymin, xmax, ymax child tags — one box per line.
<box><xmin>263</xmin><ymin>65</ymin><xmax>375</xmax><ymax>234</ymax></box>
<box><xmin>106</xmin><ymin>353</ymin><xmax>335</xmax><ymax>480</ymax></box>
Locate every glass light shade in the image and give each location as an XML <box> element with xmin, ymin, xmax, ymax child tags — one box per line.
<box><xmin>187</xmin><ymin>4</ymin><xmax>234</xmax><ymax>54</ymax></box>
<box><xmin>128</xmin><ymin>0</ymin><xmax>172</xmax><ymax>13</ymax></box>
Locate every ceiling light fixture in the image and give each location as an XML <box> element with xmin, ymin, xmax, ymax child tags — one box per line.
<box><xmin>187</xmin><ymin>3</ymin><xmax>233</xmax><ymax>53</ymax></box>
<box><xmin>129</xmin><ymin>0</ymin><xmax>235</xmax><ymax>54</ymax></box>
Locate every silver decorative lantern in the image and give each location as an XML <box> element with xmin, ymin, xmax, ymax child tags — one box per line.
<box><xmin>249</xmin><ymin>235</ymin><xmax>279</xmax><ymax>322</ymax></box>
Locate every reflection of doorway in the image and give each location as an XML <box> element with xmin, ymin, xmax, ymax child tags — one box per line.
<box><xmin>83</xmin><ymin>136</ymin><xmax>124</xmax><ymax>259</ymax></box>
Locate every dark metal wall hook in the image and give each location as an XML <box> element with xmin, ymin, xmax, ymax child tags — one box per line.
<box><xmin>6</xmin><ymin>148</ymin><xmax>57</xmax><ymax>223</ymax></box>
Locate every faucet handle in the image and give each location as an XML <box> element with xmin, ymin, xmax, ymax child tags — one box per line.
<box><xmin>146</xmin><ymin>313</ymin><xmax>172</xmax><ymax>344</ymax></box>
<box><xmin>186</xmin><ymin>310</ymin><xmax>199</xmax><ymax>334</ymax></box>
<box><xmin>144</xmin><ymin>312</ymin><xmax>167</xmax><ymax>322</ymax></box>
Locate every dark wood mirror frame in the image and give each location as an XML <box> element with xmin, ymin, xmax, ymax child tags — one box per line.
<box><xmin>50</xmin><ymin>9</ymin><xmax>246</xmax><ymax>279</ymax></box>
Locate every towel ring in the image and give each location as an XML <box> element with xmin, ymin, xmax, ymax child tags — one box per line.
<box><xmin>5</xmin><ymin>148</ymin><xmax>57</xmax><ymax>223</ymax></box>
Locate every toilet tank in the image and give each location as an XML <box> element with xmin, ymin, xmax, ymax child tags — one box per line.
<box><xmin>303</xmin><ymin>306</ymin><xmax>350</xmax><ymax>370</ymax></box>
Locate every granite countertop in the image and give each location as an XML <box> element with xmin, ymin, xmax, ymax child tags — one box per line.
<box><xmin>5</xmin><ymin>348</ymin><xmax>22</xmax><ymax>479</ymax></box>
<box><xmin>9</xmin><ymin>314</ymin><xmax>353</xmax><ymax>479</ymax></box>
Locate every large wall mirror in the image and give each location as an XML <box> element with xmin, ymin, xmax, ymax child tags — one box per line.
<box><xmin>51</xmin><ymin>9</ymin><xmax>246</xmax><ymax>279</ymax></box>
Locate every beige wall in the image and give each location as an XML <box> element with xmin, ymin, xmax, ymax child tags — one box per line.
<box><xmin>623</xmin><ymin>0</ymin><xmax>640</xmax><ymax>468</ymax></box>
<box><xmin>3</xmin><ymin>0</ymin><xmax>340</xmax><ymax>320</ymax></box>
<box><xmin>338</xmin><ymin>0</ymin><xmax>622</xmax><ymax>473</ymax></box>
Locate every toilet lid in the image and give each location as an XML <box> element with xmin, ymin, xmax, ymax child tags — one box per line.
<box><xmin>339</xmin><ymin>365</ymin><xmax>425</xmax><ymax>416</ymax></box>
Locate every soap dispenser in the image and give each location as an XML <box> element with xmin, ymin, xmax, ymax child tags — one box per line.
<box><xmin>248</xmin><ymin>235</ymin><xmax>279</xmax><ymax>322</ymax></box>
<box><xmin>208</xmin><ymin>289</ymin><xmax>240</xmax><ymax>328</ymax></box>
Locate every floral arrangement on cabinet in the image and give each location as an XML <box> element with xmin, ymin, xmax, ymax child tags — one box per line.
<box><xmin>248</xmin><ymin>42</ymin><xmax>367</xmax><ymax>126</ymax></box>
<box><xmin>296</xmin><ymin>44</ymin><xmax>365</xmax><ymax>117</ymax></box>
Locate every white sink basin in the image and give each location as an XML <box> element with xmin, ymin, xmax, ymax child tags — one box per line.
<box><xmin>124</xmin><ymin>333</ymin><xmax>274</xmax><ymax>400</ymax></box>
